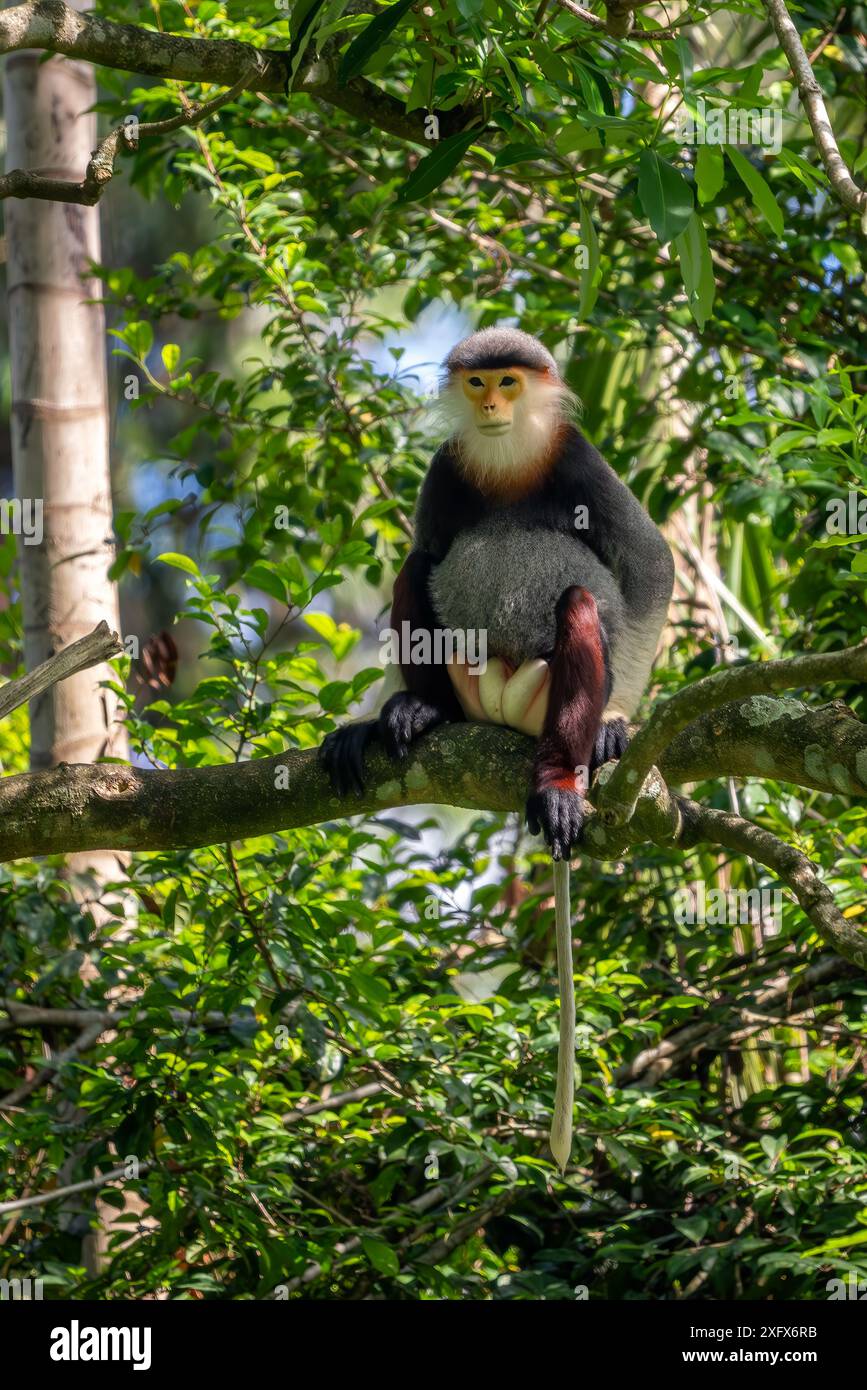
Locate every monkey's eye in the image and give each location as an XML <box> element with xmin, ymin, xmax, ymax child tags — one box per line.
<box><xmin>500</xmin><ymin>375</ymin><xmax>517</xmax><ymax>387</ymax></box>
<box><xmin>468</xmin><ymin>376</ymin><xmax>484</xmax><ymax>387</ymax></box>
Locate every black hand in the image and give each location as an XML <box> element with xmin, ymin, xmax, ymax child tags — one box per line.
<box><xmin>526</xmin><ymin>786</ymin><xmax>585</xmax><ymax>861</ymax></box>
<box><xmin>380</xmin><ymin>691</ymin><xmax>446</xmax><ymax>761</ymax></box>
<box><xmin>320</xmin><ymin>720</ymin><xmax>377</xmax><ymax>797</ymax></box>
<box><xmin>591</xmin><ymin>717</ymin><xmax>629</xmax><ymax>775</ymax></box>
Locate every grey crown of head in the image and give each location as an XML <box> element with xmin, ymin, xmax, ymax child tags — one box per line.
<box><xmin>444</xmin><ymin>327</ymin><xmax>560</xmax><ymax>377</ymax></box>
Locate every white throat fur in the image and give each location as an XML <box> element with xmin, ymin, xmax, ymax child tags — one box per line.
<box><xmin>436</xmin><ymin>376</ymin><xmax>576</xmax><ymax>487</ymax></box>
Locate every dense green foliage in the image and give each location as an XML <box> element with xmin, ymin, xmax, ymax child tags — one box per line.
<box><xmin>1</xmin><ymin>0</ymin><xmax>866</xmax><ymax>1300</ymax></box>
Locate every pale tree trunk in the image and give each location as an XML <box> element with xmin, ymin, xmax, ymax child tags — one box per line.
<box><xmin>3</xmin><ymin>0</ymin><xmax>125</xmax><ymax>777</ymax></box>
<box><xmin>2</xmin><ymin>0</ymin><xmax>130</xmax><ymax>1275</ymax></box>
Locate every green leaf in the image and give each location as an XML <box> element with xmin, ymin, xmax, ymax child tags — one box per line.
<box><xmin>779</xmin><ymin>146</ymin><xmax>828</xmax><ymax>192</ymax></box>
<box><xmin>162</xmin><ymin>343</ymin><xmax>181</xmax><ymax>374</ymax></box>
<box><xmin>351</xmin><ymin>969</ymin><xmax>391</xmax><ymax>1005</ymax></box>
<box><xmin>156</xmin><ymin>552</ymin><xmax>200</xmax><ymax>577</ymax></box>
<box><xmin>761</xmin><ymin>1133</ymin><xmax>785</xmax><ymax>1161</ymax></box>
<box><xmin>802</xmin><ymin>1227</ymin><xmax>867</xmax><ymax>1257</ymax></box>
<box><xmin>340</xmin><ymin>0</ymin><xmax>417</xmax><ymax>83</ymax></box>
<box><xmin>245</xmin><ymin>563</ymin><xmax>289</xmax><ymax>604</ymax></box>
<box><xmin>234</xmin><ymin>148</ymin><xmax>277</xmax><ymax>174</ymax></box>
<box><xmin>361</xmin><ymin>1236</ymin><xmax>400</xmax><ymax>1276</ymax></box>
<box><xmin>675</xmin><ymin>35</ymin><xmax>694</xmax><ymax>89</ymax></box>
<box><xmin>726</xmin><ymin>146</ymin><xmax>784</xmax><ymax>237</ymax></box>
<box><xmin>351</xmin><ymin>667</ymin><xmax>383</xmax><ymax>698</ymax></box>
<box><xmin>660</xmin><ymin>993</ymin><xmax>702</xmax><ymax>1012</ymax></box>
<box><xmin>318</xmin><ymin>680</ymin><xmax>352</xmax><ymax>712</ymax></box>
<box><xmin>287</xmin><ymin>0</ymin><xmax>345</xmax><ymax>91</ymax></box>
<box><xmin>405</xmin><ymin>54</ymin><xmax>434</xmax><ymax>114</ymax></box>
<box><xmin>637</xmin><ymin>150</ymin><xmax>693</xmax><ymax>245</ymax></box>
<box><xmin>126</xmin><ymin>320</ymin><xmax>154</xmax><ymax>361</ymax></box>
<box><xmin>304</xmin><ymin>612</ymin><xmax>339</xmax><ymax>644</ymax></box>
<box><xmin>674</xmin><ymin>211</ymin><xmax>715</xmax><ymax>329</ymax></box>
<box><xmin>555</xmin><ymin>121</ymin><xmax>602</xmax><ymax>155</ymax></box>
<box><xmin>107</xmin><ymin>550</ymin><xmax>132</xmax><ymax>582</ymax></box>
<box><xmin>493</xmin><ymin>142</ymin><xmax>548</xmax><ymax>169</ymax></box>
<box><xmin>394</xmin><ymin>129</ymin><xmax>481</xmax><ymax>204</ymax></box>
<box><xmin>695</xmin><ymin>144</ymin><xmax>724</xmax><ymax>205</ymax></box>
<box><xmin>577</xmin><ymin>196</ymin><xmax>601</xmax><ymax>322</ymax></box>
<box><xmin>673</xmin><ymin>1216</ymin><xmax>709</xmax><ymax>1244</ymax></box>
<box><xmin>602</xmin><ymin>1136</ymin><xmax>642</xmax><ymax>1178</ymax></box>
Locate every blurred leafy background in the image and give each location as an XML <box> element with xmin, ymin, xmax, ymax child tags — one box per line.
<box><xmin>0</xmin><ymin>0</ymin><xmax>866</xmax><ymax>1299</ymax></box>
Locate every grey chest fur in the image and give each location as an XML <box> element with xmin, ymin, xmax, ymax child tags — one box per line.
<box><xmin>429</xmin><ymin>516</ymin><xmax>625</xmax><ymax>668</ymax></box>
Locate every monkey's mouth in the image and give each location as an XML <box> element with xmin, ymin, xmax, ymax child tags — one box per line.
<box><xmin>477</xmin><ymin>421</ymin><xmax>512</xmax><ymax>435</ymax></box>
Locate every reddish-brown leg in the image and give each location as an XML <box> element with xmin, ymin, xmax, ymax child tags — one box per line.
<box><xmin>525</xmin><ymin>585</ymin><xmax>609</xmax><ymax>860</ymax></box>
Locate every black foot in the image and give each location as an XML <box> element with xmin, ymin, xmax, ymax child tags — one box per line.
<box><xmin>320</xmin><ymin>720</ymin><xmax>377</xmax><ymax>796</ymax></box>
<box><xmin>591</xmin><ymin>717</ymin><xmax>629</xmax><ymax>775</ymax></box>
<box><xmin>526</xmin><ymin>786</ymin><xmax>586</xmax><ymax>861</ymax></box>
<box><xmin>380</xmin><ymin>692</ymin><xmax>445</xmax><ymax>761</ymax></box>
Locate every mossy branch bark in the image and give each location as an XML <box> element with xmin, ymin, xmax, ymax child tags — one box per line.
<box><xmin>598</xmin><ymin>641</ymin><xmax>867</xmax><ymax>827</ymax></box>
<box><xmin>1</xmin><ymin>625</ymin><xmax>865</xmax><ymax>966</ymax></box>
<box><xmin>0</xmin><ymin>692</ymin><xmax>864</xmax><ymax>863</ymax></box>
<box><xmin>0</xmin><ymin>0</ymin><xmax>478</xmax><ymax>150</ymax></box>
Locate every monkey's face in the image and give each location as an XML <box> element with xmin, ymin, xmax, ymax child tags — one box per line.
<box><xmin>458</xmin><ymin>367</ymin><xmax>526</xmax><ymax>435</ymax></box>
<box><xmin>437</xmin><ymin>360</ymin><xmax>575</xmax><ymax>492</ymax></box>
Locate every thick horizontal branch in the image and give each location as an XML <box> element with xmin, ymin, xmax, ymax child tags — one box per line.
<box><xmin>0</xmin><ymin>691</ymin><xmax>865</xmax><ymax>864</ymax></box>
<box><xmin>0</xmin><ymin>620</ymin><xmax>121</xmax><ymax>722</ymax></box>
<box><xmin>0</xmin><ymin>723</ymin><xmax>534</xmax><ymax>862</ymax></box>
<box><xmin>0</xmin><ymin>167</ymin><xmax>101</xmax><ymax>205</ymax></box>
<box><xmin>598</xmin><ymin>641</ymin><xmax>867</xmax><ymax>827</ymax></box>
<box><xmin>659</xmin><ymin>695</ymin><xmax>867</xmax><ymax>794</ymax></box>
<box><xmin>0</xmin><ymin>1</ymin><xmax>478</xmax><ymax>146</ymax></box>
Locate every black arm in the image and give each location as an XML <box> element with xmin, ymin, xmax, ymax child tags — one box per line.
<box><xmin>552</xmin><ymin>426</ymin><xmax>674</xmax><ymax>621</ymax></box>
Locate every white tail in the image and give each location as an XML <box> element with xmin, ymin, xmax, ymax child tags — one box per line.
<box><xmin>549</xmin><ymin>857</ymin><xmax>575</xmax><ymax>1173</ymax></box>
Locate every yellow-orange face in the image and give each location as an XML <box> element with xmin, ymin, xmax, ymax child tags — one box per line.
<box><xmin>459</xmin><ymin>366</ymin><xmax>526</xmax><ymax>435</ymax></box>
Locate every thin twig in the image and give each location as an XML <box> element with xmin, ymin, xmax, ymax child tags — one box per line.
<box><xmin>0</xmin><ymin>621</ymin><xmax>122</xmax><ymax>723</ymax></box>
<box><xmin>0</xmin><ymin>1020</ymin><xmax>105</xmax><ymax>1108</ymax></box>
<box><xmin>0</xmin><ymin>72</ymin><xmax>252</xmax><ymax>205</ymax></box>
<box><xmin>763</xmin><ymin>0</ymin><xmax>867</xmax><ymax>216</ymax></box>
<box><xmin>680</xmin><ymin>798</ymin><xmax>867</xmax><ymax>968</ymax></box>
<box><xmin>0</xmin><ymin>1160</ymin><xmax>155</xmax><ymax>1217</ymax></box>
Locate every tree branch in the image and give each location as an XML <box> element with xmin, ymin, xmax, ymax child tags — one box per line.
<box><xmin>679</xmin><ymin>797</ymin><xmax>867</xmax><ymax>968</ymax></box>
<box><xmin>0</xmin><ymin>723</ymin><xmax>535</xmax><ymax>862</ymax></box>
<box><xmin>0</xmin><ymin>1019</ymin><xmax>104</xmax><ymax>1108</ymax></box>
<box><xmin>597</xmin><ymin>641</ymin><xmax>867</xmax><ymax>828</ymax></box>
<box><xmin>0</xmin><ymin>625</ymin><xmax>864</xmax><ymax>964</ymax></box>
<box><xmin>0</xmin><ymin>691</ymin><xmax>863</xmax><ymax>860</ymax></box>
<box><xmin>0</xmin><ymin>620</ymin><xmax>122</xmax><ymax>723</ymax></box>
<box><xmin>552</xmin><ymin>0</ymin><xmax>698</xmax><ymax>40</ymax></box>
<box><xmin>0</xmin><ymin>71</ymin><xmax>253</xmax><ymax>204</ymax></box>
<box><xmin>615</xmin><ymin>954</ymin><xmax>848</xmax><ymax>1085</ymax></box>
<box><xmin>0</xmin><ymin>1160</ymin><xmax>155</xmax><ymax>1216</ymax></box>
<box><xmin>0</xmin><ymin>1</ymin><xmax>478</xmax><ymax>149</ymax></box>
<box><xmin>659</xmin><ymin>695</ymin><xmax>867</xmax><ymax>794</ymax></box>
<box><xmin>763</xmin><ymin>0</ymin><xmax>867</xmax><ymax>216</ymax></box>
